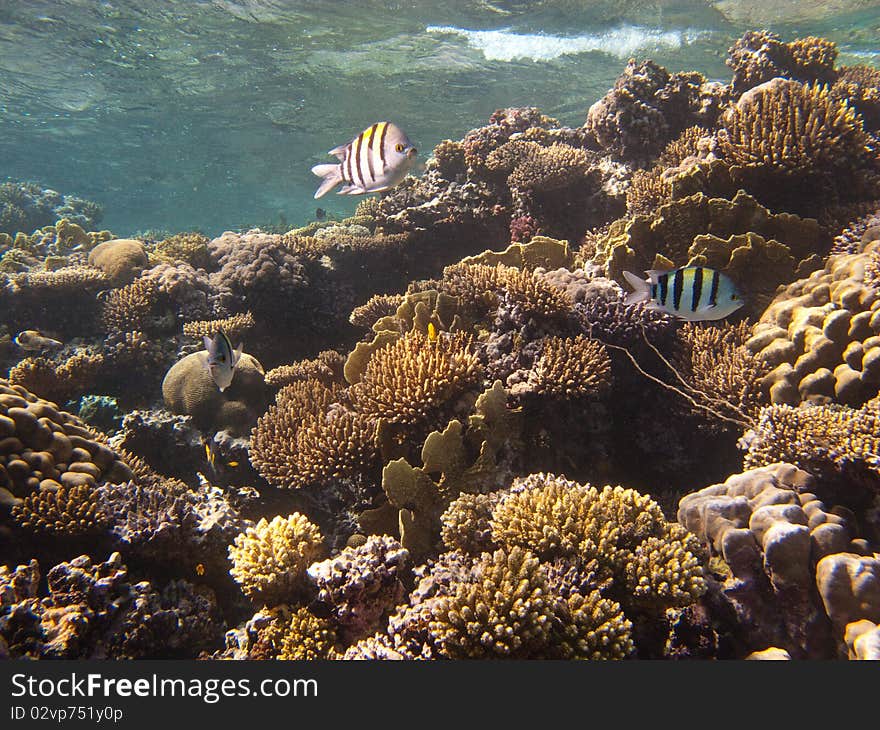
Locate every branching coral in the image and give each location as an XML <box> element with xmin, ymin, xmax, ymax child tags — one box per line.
<box><xmin>507</xmin><ymin>335</ymin><xmax>611</xmax><ymax>400</ymax></box>
<box><xmin>8</xmin><ymin>351</ymin><xmax>104</xmax><ymax>405</ymax></box>
<box><xmin>350</xmin><ymin>294</ymin><xmax>406</xmax><ymax>329</ymax></box>
<box><xmin>12</xmin><ymin>483</ymin><xmax>107</xmax><ymax>535</ymax></box>
<box><xmin>249</xmin><ymin>379</ymin><xmax>377</xmax><ymax>490</ymax></box>
<box><xmin>832</xmin><ymin>65</ymin><xmax>880</xmax><ymax>132</ymax></box>
<box><xmin>349</xmin><ymin>331</ymin><xmax>483</xmax><ymax>427</ymax></box>
<box><xmin>227</xmin><ymin>513</ymin><xmax>325</xmax><ymax>604</ymax></box>
<box><xmin>182</xmin><ymin>312</ymin><xmax>255</xmax><ymax>342</ymax></box>
<box><xmin>673</xmin><ymin>321</ymin><xmax>770</xmax><ymax>427</ymax></box>
<box><xmin>264</xmin><ymin>350</ymin><xmax>345</xmax><ymax>388</ymax></box>
<box><xmin>151</xmin><ymin>232</ymin><xmax>211</xmax><ymax>269</ymax></box>
<box><xmin>100</xmin><ymin>278</ymin><xmax>161</xmax><ymax>334</ymax></box>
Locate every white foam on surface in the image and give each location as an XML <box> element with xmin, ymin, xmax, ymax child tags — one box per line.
<box><xmin>426</xmin><ymin>24</ymin><xmax>709</xmax><ymax>63</ymax></box>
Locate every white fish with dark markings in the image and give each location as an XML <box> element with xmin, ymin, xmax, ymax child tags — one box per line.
<box><xmin>14</xmin><ymin>330</ymin><xmax>64</xmax><ymax>352</ymax></box>
<box><xmin>622</xmin><ymin>266</ymin><xmax>744</xmax><ymax>322</ymax></box>
<box><xmin>311</xmin><ymin>121</ymin><xmax>418</xmax><ymax>199</ymax></box>
<box><xmin>202</xmin><ymin>329</ymin><xmax>242</xmax><ymax>392</ymax></box>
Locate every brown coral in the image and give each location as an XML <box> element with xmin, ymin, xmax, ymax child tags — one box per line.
<box><xmin>349</xmin><ymin>294</ymin><xmax>406</xmax><ymax>329</ymax></box>
<box><xmin>87</xmin><ymin>238</ymin><xmax>148</xmax><ymax>284</ymax></box>
<box><xmin>182</xmin><ymin>312</ymin><xmax>255</xmax><ymax>342</ymax></box>
<box><xmin>12</xmin><ymin>483</ymin><xmax>107</xmax><ymax>535</ymax></box>
<box><xmin>264</xmin><ymin>350</ymin><xmax>345</xmax><ymax>388</ymax></box>
<box><xmin>151</xmin><ymin>232</ymin><xmax>211</xmax><ymax>268</ymax></box>
<box><xmin>509</xmin><ymin>335</ymin><xmax>611</xmax><ymax>400</ymax></box>
<box><xmin>832</xmin><ymin>65</ymin><xmax>880</xmax><ymax>132</ymax></box>
<box><xmin>8</xmin><ymin>352</ymin><xmax>104</xmax><ymax>404</ymax></box>
<box><xmin>100</xmin><ymin>278</ymin><xmax>160</xmax><ymax>334</ymax></box>
<box><xmin>250</xmin><ymin>379</ymin><xmax>377</xmax><ymax>490</ymax></box>
<box><xmin>349</xmin><ymin>331</ymin><xmax>483</xmax><ymax>427</ymax></box>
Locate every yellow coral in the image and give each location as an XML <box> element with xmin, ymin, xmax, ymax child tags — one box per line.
<box><xmin>277</xmin><ymin>607</ymin><xmax>338</xmax><ymax>660</ymax></box>
<box><xmin>12</xmin><ymin>483</ymin><xmax>107</xmax><ymax>535</ymax></box>
<box><xmin>227</xmin><ymin>513</ymin><xmax>325</xmax><ymax>603</ymax></box>
<box><xmin>182</xmin><ymin>312</ymin><xmax>255</xmax><ymax>342</ymax></box>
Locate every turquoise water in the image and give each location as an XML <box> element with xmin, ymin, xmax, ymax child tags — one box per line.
<box><xmin>2</xmin><ymin>0</ymin><xmax>878</xmax><ymax>236</ymax></box>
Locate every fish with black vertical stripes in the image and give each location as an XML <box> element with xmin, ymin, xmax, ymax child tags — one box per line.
<box><xmin>311</xmin><ymin>121</ymin><xmax>418</xmax><ymax>199</ymax></box>
<box><xmin>622</xmin><ymin>266</ymin><xmax>744</xmax><ymax>321</ymax></box>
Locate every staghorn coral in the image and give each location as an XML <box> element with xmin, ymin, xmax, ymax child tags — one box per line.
<box><xmin>741</xmin><ymin>399</ymin><xmax>880</xmax><ymax>503</ymax></box>
<box><xmin>8</xmin><ymin>351</ymin><xmax>104</xmax><ymax>405</ymax></box>
<box><xmin>832</xmin><ymin>65</ymin><xmax>880</xmax><ymax>132</ymax></box>
<box><xmin>227</xmin><ymin>513</ymin><xmax>325</xmax><ymax>604</ymax></box>
<box><xmin>349</xmin><ymin>330</ymin><xmax>482</xmax><ymax>427</ymax></box>
<box><xmin>12</xmin><ymin>483</ymin><xmax>107</xmax><ymax>535</ymax></box>
<box><xmin>264</xmin><ymin>350</ymin><xmax>345</xmax><ymax>388</ymax></box>
<box><xmin>307</xmin><ymin>535</ymin><xmax>411</xmax><ymax>642</ymax></box>
<box><xmin>745</xmin><ymin>240</ymin><xmax>880</xmax><ymax>407</ymax></box>
<box><xmin>673</xmin><ymin>321</ymin><xmax>770</xmax><ymax>428</ymax></box>
<box><xmin>491</xmin><ymin>474</ymin><xmax>706</xmax><ymax>615</ymax></box>
<box><xmin>350</xmin><ymin>294</ymin><xmax>406</xmax><ymax>329</ymax></box>
<box><xmin>100</xmin><ymin>277</ymin><xmax>162</xmax><ymax>334</ymax></box>
<box><xmin>585</xmin><ymin>59</ymin><xmax>724</xmax><ymax>162</ymax></box>
<box><xmin>250</xmin><ymin>378</ymin><xmax>377</xmax><ymax>490</ymax></box>
<box><xmin>507</xmin><ymin>334</ymin><xmax>611</xmax><ymax>400</ymax></box>
<box><xmin>679</xmin><ymin>462</ymin><xmax>874</xmax><ymax>658</ymax></box>
<box><xmin>717</xmin><ymin>78</ymin><xmax>878</xmax><ymax>216</ymax></box>
<box><xmin>161</xmin><ymin>349</ymin><xmax>269</xmax><ymax>436</ymax></box>
<box><xmin>182</xmin><ymin>312</ymin><xmax>255</xmax><ymax>342</ymax></box>
<box><xmin>386</xmin><ymin>546</ymin><xmax>633</xmax><ymax>660</ymax></box>
<box><xmin>87</xmin><ymin>239</ymin><xmax>148</xmax><ymax>285</ymax></box>
<box><xmin>432</xmin><ymin>262</ymin><xmax>573</xmax><ymax>322</ymax></box>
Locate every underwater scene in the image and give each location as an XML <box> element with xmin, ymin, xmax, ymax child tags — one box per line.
<box><xmin>2</xmin><ymin>0</ymin><xmax>880</xmax><ymax>661</ymax></box>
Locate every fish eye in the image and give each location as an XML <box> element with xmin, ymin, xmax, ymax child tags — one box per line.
<box><xmin>731</xmin><ymin>294</ymin><xmax>739</xmax><ymax>300</ymax></box>
<box><xmin>395</xmin><ymin>142</ymin><xmax>405</xmax><ymax>153</ymax></box>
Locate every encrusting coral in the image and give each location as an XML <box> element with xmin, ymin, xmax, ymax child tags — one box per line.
<box><xmin>227</xmin><ymin>513</ymin><xmax>325</xmax><ymax>605</ymax></box>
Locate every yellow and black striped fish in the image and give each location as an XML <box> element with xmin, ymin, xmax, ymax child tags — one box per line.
<box><xmin>311</xmin><ymin>122</ymin><xmax>418</xmax><ymax>199</ymax></box>
<box><xmin>622</xmin><ymin>266</ymin><xmax>744</xmax><ymax>321</ymax></box>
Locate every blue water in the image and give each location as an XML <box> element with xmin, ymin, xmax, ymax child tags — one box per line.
<box><xmin>1</xmin><ymin>0</ymin><xmax>879</xmax><ymax>236</ymax></box>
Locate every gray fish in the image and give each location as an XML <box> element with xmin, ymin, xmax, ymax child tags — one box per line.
<box><xmin>202</xmin><ymin>329</ymin><xmax>242</xmax><ymax>392</ymax></box>
<box><xmin>311</xmin><ymin>121</ymin><xmax>418</xmax><ymax>199</ymax></box>
<box><xmin>14</xmin><ymin>330</ymin><xmax>64</xmax><ymax>352</ymax></box>
<box><xmin>622</xmin><ymin>266</ymin><xmax>744</xmax><ymax>322</ymax></box>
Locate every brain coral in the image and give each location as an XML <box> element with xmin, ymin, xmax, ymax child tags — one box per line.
<box><xmin>745</xmin><ymin>239</ymin><xmax>880</xmax><ymax>406</ymax></box>
<box><xmin>161</xmin><ymin>350</ymin><xmax>269</xmax><ymax>436</ymax></box>
<box><xmin>87</xmin><ymin>238</ymin><xmax>148</xmax><ymax>284</ymax></box>
<box><xmin>227</xmin><ymin>513</ymin><xmax>325</xmax><ymax>604</ymax></box>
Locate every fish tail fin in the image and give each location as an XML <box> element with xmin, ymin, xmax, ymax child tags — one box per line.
<box><xmin>622</xmin><ymin>270</ymin><xmax>650</xmax><ymax>305</ymax></box>
<box><xmin>233</xmin><ymin>343</ymin><xmax>243</xmax><ymax>366</ymax></box>
<box><xmin>311</xmin><ymin>163</ymin><xmax>343</xmax><ymax>199</ymax></box>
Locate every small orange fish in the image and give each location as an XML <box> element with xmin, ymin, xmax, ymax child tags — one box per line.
<box><xmin>427</xmin><ymin>322</ymin><xmax>438</xmax><ymax>342</ymax></box>
<box><xmin>195</xmin><ymin>563</ymin><xmax>206</xmax><ymax>576</ymax></box>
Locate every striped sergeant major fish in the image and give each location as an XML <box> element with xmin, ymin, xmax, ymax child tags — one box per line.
<box><xmin>202</xmin><ymin>328</ymin><xmax>242</xmax><ymax>392</ymax></box>
<box><xmin>311</xmin><ymin>121</ymin><xmax>418</xmax><ymax>199</ymax></box>
<box><xmin>622</xmin><ymin>266</ymin><xmax>744</xmax><ymax>322</ymax></box>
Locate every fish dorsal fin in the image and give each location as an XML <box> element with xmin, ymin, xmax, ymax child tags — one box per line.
<box><xmin>328</xmin><ymin>143</ymin><xmax>349</xmax><ymax>160</ymax></box>
<box><xmin>203</xmin><ymin>335</ymin><xmax>213</xmax><ymax>353</ymax></box>
<box><xmin>645</xmin><ymin>268</ymin><xmax>675</xmax><ymax>283</ymax></box>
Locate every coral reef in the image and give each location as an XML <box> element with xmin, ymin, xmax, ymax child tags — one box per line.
<box><xmin>746</xmin><ymin>240</ymin><xmax>880</xmax><ymax>406</ymax></box>
<box><xmin>0</xmin><ymin>181</ymin><xmax>103</xmax><ymax>236</ymax></box>
<box><xmin>227</xmin><ymin>513</ymin><xmax>325</xmax><ymax>604</ymax></box>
